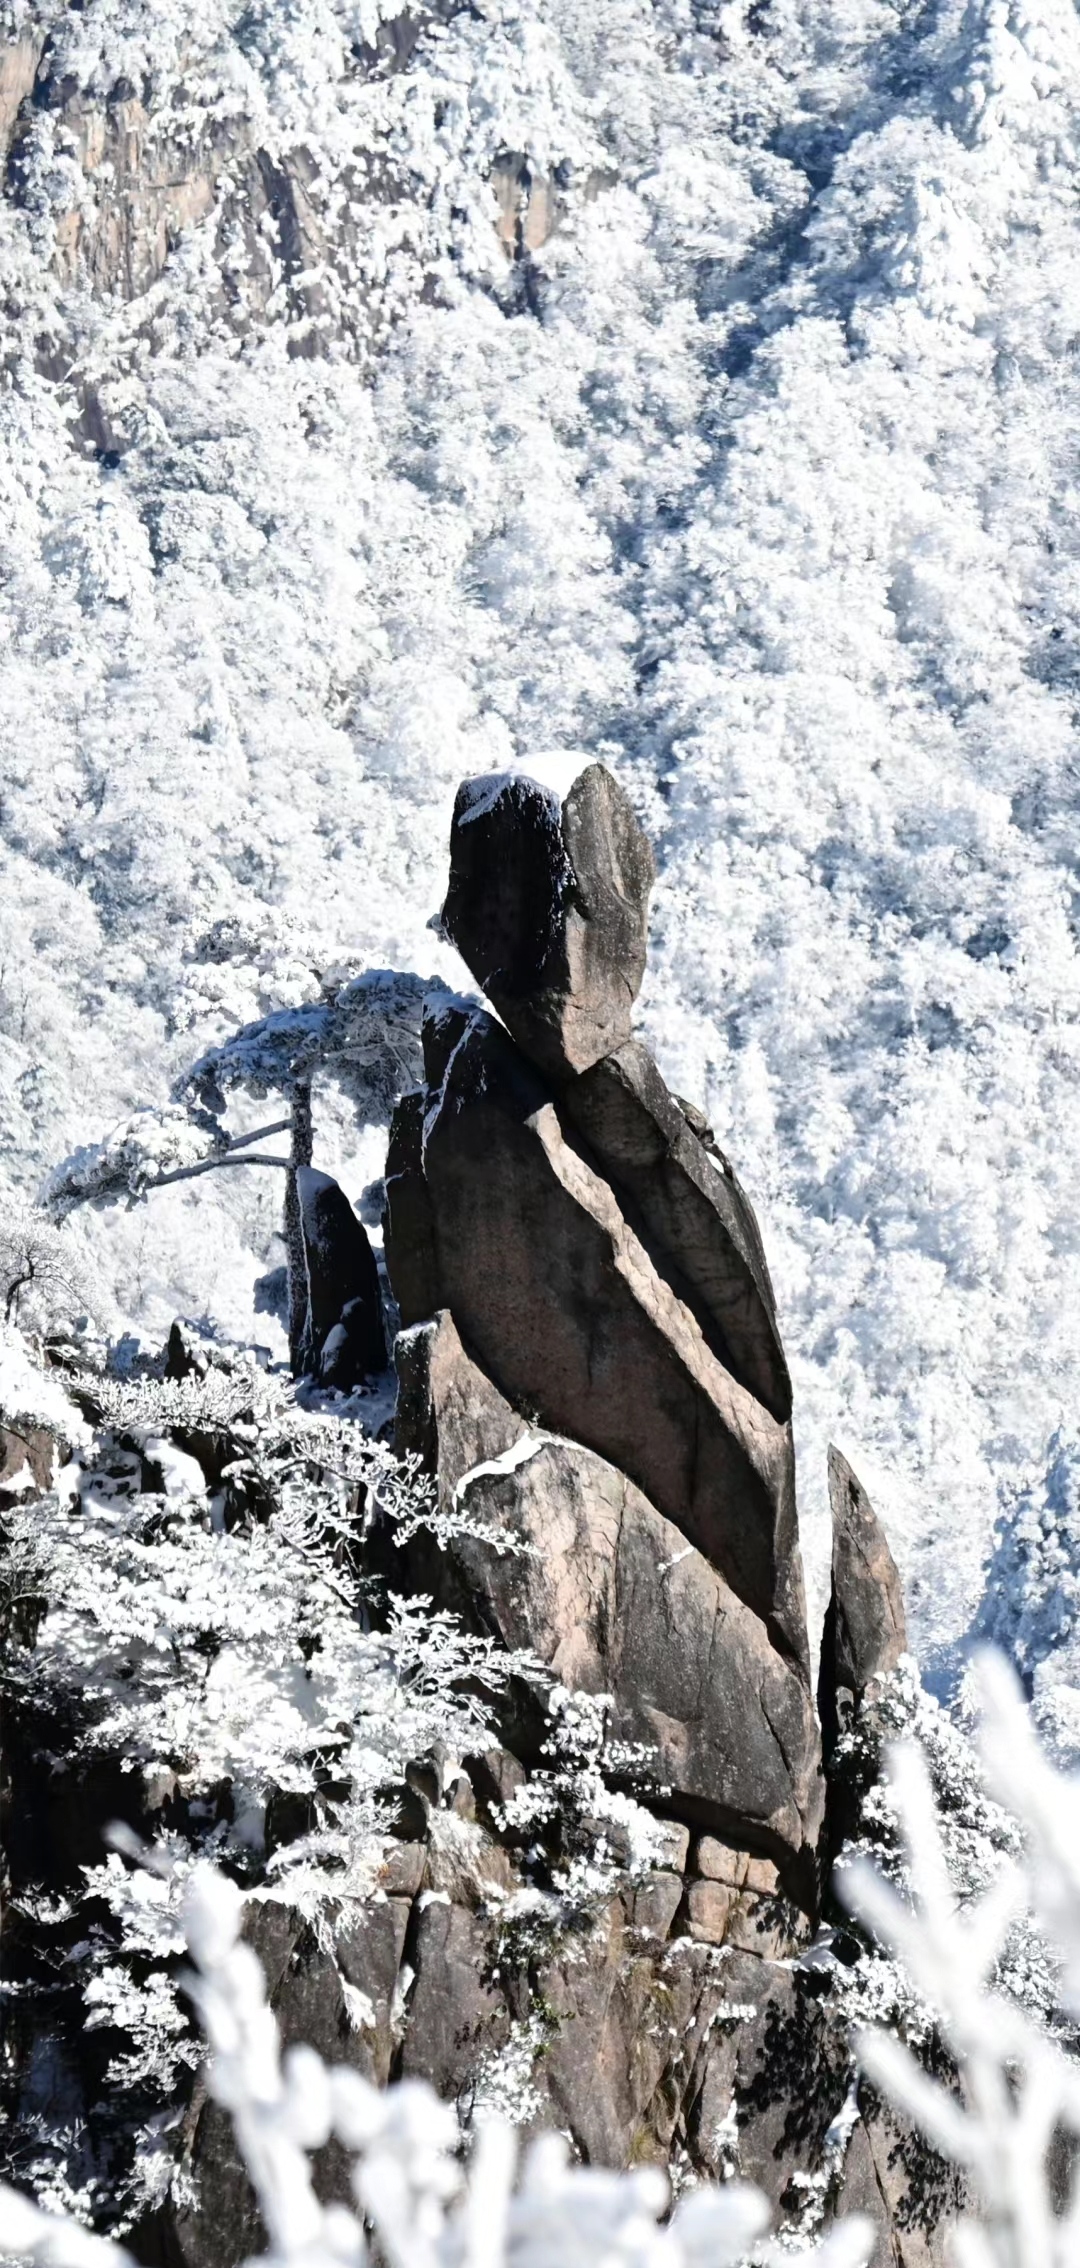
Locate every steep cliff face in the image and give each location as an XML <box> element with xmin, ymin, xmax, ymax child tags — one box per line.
<box><xmin>0</xmin><ymin>1</ymin><xmax>559</xmax><ymax>365</ymax></box>
<box><xmin>156</xmin><ymin>769</ymin><xmax>941</xmax><ymax>2260</ymax></box>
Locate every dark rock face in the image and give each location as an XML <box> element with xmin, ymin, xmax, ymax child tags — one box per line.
<box><xmin>384</xmin><ymin>760</ymin><xmax>825</xmax><ymax>1899</ymax></box>
<box><xmin>0</xmin><ymin>29</ymin><xmax>43</xmax><ymax>160</ymax></box>
<box><xmin>394</xmin><ymin>1311</ymin><xmax>822</xmax><ymax>1878</ymax></box>
<box><xmin>296</xmin><ymin>1166</ymin><xmax>386</xmax><ymax>1385</ymax></box>
<box><xmin>382</xmin><ymin>1089</ymin><xmax>443</xmax><ymax>1329</ymax></box>
<box><xmin>440</xmin><ymin>766</ymin><xmax>655</xmax><ymax>1081</ymax></box>
<box><xmin>564</xmin><ymin>1039</ymin><xmax>792</xmax><ymax>1422</ymax></box>
<box><xmin>818</xmin><ymin>1447</ymin><xmax>907</xmax><ymax>1758</ymax></box>
<box><xmin>413</xmin><ymin>1001</ymin><xmax>807</xmax><ymax>1672</ymax></box>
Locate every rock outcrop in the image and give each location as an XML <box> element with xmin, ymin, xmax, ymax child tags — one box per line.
<box><xmin>296</xmin><ymin>1166</ymin><xmax>386</xmax><ymax>1387</ymax></box>
<box><xmin>162</xmin><ymin>1832</ymin><xmax>955</xmax><ymax>2268</ymax></box>
<box><xmin>818</xmin><ymin>1446</ymin><xmax>908</xmax><ymax>1759</ymax></box>
<box><xmin>385</xmin><ymin>762</ymin><xmax>822</xmax><ymax>1895</ymax></box>
<box><xmin>393</xmin><ymin>1310</ymin><xmax>821</xmax><ymax>1871</ymax></box>
<box><xmin>439</xmin><ymin>767</ymin><xmax>655</xmax><ymax>1081</ymax></box>
<box><xmin>0</xmin><ymin>765</ymin><xmax>928</xmax><ymax>2264</ymax></box>
<box><xmin>563</xmin><ymin>1038</ymin><xmax>791</xmax><ymax>1421</ymax></box>
<box><xmin>0</xmin><ymin>1420</ymin><xmax>56</xmax><ymax>1511</ymax></box>
<box><xmin>0</xmin><ymin>7</ymin><xmax>577</xmax><ymax>372</ymax></box>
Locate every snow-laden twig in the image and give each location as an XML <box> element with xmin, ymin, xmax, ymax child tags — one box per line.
<box><xmin>843</xmin><ymin>1651</ymin><xmax>1080</xmax><ymax>2268</ymax></box>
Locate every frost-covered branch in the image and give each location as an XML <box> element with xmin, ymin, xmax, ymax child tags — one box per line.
<box><xmin>45</xmin><ymin>971</ymin><xmax>444</xmax><ymax>1224</ymax></box>
<box><xmin>0</xmin><ymin>1204</ymin><xmax>96</xmax><ymax>1335</ymax></box>
<box><xmin>177</xmin><ymin>969</ymin><xmax>440</xmax><ymax>1123</ymax></box>
<box><xmin>843</xmin><ymin>1652</ymin><xmax>1080</xmax><ymax>2268</ymax></box>
<box><xmin>44</xmin><ymin>1106</ymin><xmax>291</xmax><ymax>1218</ymax></box>
<box><xmin>143</xmin><ymin>1150</ymin><xmax>290</xmax><ymax>1186</ymax></box>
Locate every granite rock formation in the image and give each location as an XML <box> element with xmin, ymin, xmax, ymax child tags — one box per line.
<box><xmin>818</xmin><ymin>1445</ymin><xmax>908</xmax><ymax>1760</ymax></box>
<box><xmin>439</xmin><ymin>767</ymin><xmax>656</xmax><ymax>1081</ymax></box>
<box><xmin>393</xmin><ymin>1310</ymin><xmax>820</xmax><ymax>1868</ymax></box>
<box><xmin>385</xmin><ymin>762</ymin><xmax>822</xmax><ymax>1896</ymax></box>
<box><xmin>0</xmin><ymin>767</ymin><xmax>928</xmax><ymax>2266</ymax></box>
<box><xmin>296</xmin><ymin>1165</ymin><xmax>387</xmax><ymax>1387</ymax></box>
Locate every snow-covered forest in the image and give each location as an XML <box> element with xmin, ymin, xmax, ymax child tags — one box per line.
<box><xmin>6</xmin><ymin>0</ymin><xmax>1080</xmax><ymax>1709</ymax></box>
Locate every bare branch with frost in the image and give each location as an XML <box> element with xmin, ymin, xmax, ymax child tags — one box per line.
<box><xmin>843</xmin><ymin>1652</ymin><xmax>1080</xmax><ymax>2268</ymax></box>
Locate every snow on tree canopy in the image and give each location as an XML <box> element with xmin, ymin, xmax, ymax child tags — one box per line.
<box><xmin>179</xmin><ymin>971</ymin><xmax>436</xmax><ymax>1119</ymax></box>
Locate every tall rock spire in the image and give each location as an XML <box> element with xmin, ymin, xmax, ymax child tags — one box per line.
<box><xmin>384</xmin><ymin>761</ymin><xmax>824</xmax><ymax>1901</ymax></box>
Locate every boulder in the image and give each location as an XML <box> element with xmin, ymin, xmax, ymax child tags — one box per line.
<box><xmin>394</xmin><ymin>1311</ymin><xmax>823</xmax><ymax>1890</ymax></box>
<box><xmin>409</xmin><ymin>1001</ymin><xmax>808</xmax><ymax>1670</ymax></box>
<box><xmin>382</xmin><ymin>1089</ymin><xmax>443</xmax><ymax>1328</ymax></box>
<box><xmin>439</xmin><ymin>764</ymin><xmax>655</xmax><ymax>1081</ymax></box>
<box><xmin>818</xmin><ymin>1447</ymin><xmax>907</xmax><ymax>1758</ymax></box>
<box><xmin>0</xmin><ymin>1421</ymin><xmax>56</xmax><ymax>1509</ymax></box>
<box><xmin>296</xmin><ymin>1166</ymin><xmax>386</xmax><ymax>1385</ymax></box>
<box><xmin>564</xmin><ymin>1040</ymin><xmax>791</xmax><ymax>1422</ymax></box>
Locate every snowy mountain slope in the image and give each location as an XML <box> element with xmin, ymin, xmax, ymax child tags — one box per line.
<box><xmin>3</xmin><ymin>0</ymin><xmax>1080</xmax><ymax>1686</ymax></box>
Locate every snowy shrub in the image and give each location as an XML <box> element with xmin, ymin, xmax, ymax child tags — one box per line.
<box><xmin>2</xmin><ymin>1653</ymin><xmax>1078</xmax><ymax>2268</ymax></box>
<box><xmin>494</xmin><ymin>1686</ymin><xmax>666</xmax><ymax>1931</ymax></box>
<box><xmin>0</xmin><ymin>1204</ymin><xmax>96</xmax><ymax>1336</ymax></box>
<box><xmin>1</xmin><ymin>1343</ymin><xmax>537</xmax><ymax>1861</ymax></box>
<box><xmin>831</xmin><ymin>1655</ymin><xmax>1066</xmax><ymax>2058</ymax></box>
<box><xmin>0</xmin><ymin>1333</ymin><xmax>546</xmax><ymax>2222</ymax></box>
<box><xmin>843</xmin><ymin>1653</ymin><xmax>1080</xmax><ymax>2267</ymax></box>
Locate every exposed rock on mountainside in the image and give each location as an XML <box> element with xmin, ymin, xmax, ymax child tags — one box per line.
<box><xmin>819</xmin><ymin>1446</ymin><xmax>909</xmax><ymax>1761</ymax></box>
<box><xmin>296</xmin><ymin>1165</ymin><xmax>386</xmax><ymax>1388</ymax></box>
<box><xmin>816</xmin><ymin>1447</ymin><xmax>912</xmax><ymax>1885</ymax></box>
<box><xmin>0</xmin><ymin>1</ymin><xmax>556</xmax><ymax>373</ymax></box>
<box><xmin>439</xmin><ymin>767</ymin><xmax>655</xmax><ymax>1081</ymax></box>
<box><xmin>168</xmin><ymin>1900</ymin><xmax>868</xmax><ymax>2262</ymax></box>
<box><xmin>386</xmin><ymin>760</ymin><xmax>821</xmax><ymax>1889</ymax></box>
<box><xmin>398</xmin><ymin>1001</ymin><xmax>808</xmax><ymax>1662</ymax></box>
<box><xmin>392</xmin><ymin>1309</ymin><xmax>820</xmax><ymax>1868</ymax></box>
<box><xmin>563</xmin><ymin>1039</ymin><xmax>792</xmax><ymax>1421</ymax></box>
<box><xmin>0</xmin><ymin>1417</ymin><xmax>55</xmax><ymax>1508</ymax></box>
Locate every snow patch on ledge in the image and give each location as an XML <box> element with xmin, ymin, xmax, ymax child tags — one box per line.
<box><xmin>451</xmin><ymin>1427</ymin><xmax>559</xmax><ymax>1508</ymax></box>
<box><xmin>0</xmin><ymin>1327</ymin><xmax>89</xmax><ymax>1447</ymax></box>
